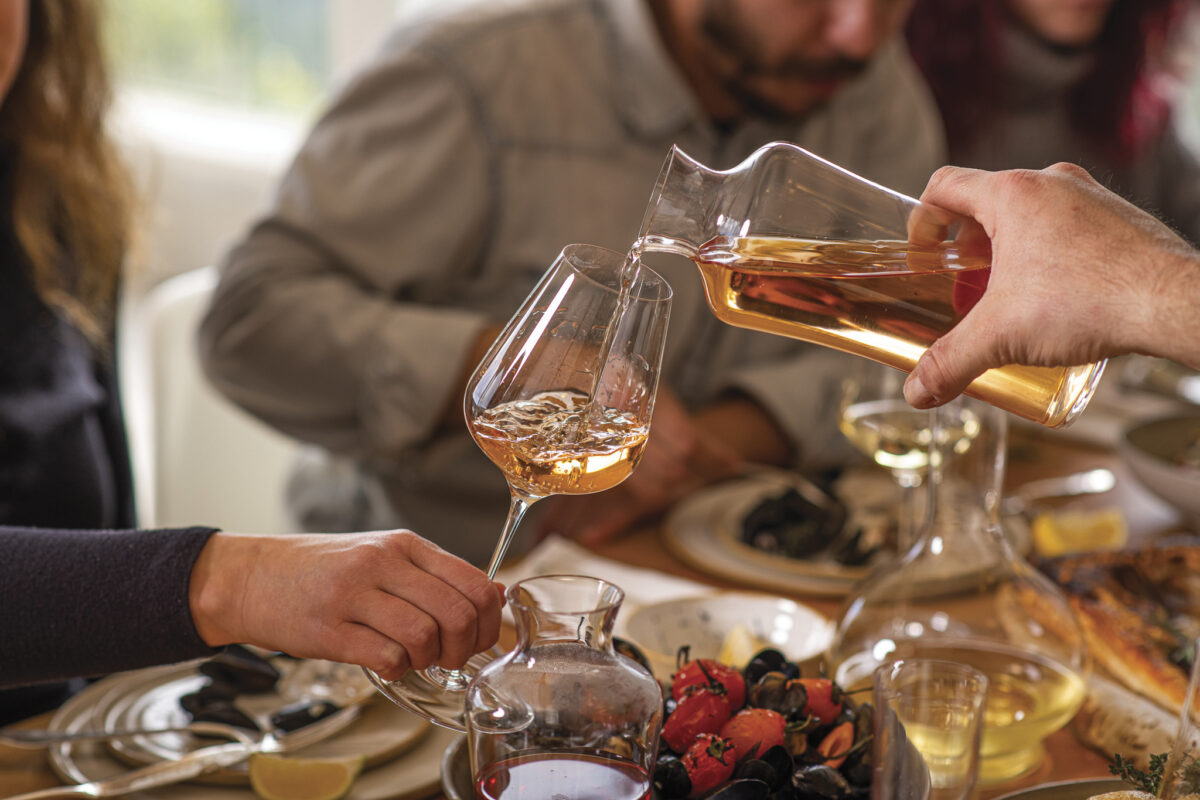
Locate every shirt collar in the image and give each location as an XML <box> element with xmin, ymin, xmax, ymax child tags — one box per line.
<box><xmin>598</xmin><ymin>0</ymin><xmax>702</xmax><ymax>140</ymax></box>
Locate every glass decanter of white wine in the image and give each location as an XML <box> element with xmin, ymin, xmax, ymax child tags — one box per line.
<box><xmin>827</xmin><ymin>396</ymin><xmax>1089</xmax><ymax>786</ymax></box>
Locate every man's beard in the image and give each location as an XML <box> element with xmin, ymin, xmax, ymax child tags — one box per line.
<box><xmin>699</xmin><ymin>0</ymin><xmax>868</xmax><ymax>120</ymax></box>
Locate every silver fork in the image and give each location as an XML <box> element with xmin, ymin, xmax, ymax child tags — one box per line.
<box><xmin>3</xmin><ymin>703</ymin><xmax>363</xmax><ymax>799</ymax></box>
<box><xmin>0</xmin><ymin>721</ymin><xmax>250</xmax><ymax>749</ymax></box>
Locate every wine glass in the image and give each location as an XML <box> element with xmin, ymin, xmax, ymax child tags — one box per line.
<box><xmin>838</xmin><ymin>361</ymin><xmax>981</xmax><ymax>550</ymax></box>
<box><xmin>365</xmin><ymin>243</ymin><xmax>672</xmax><ymax>731</ymax></box>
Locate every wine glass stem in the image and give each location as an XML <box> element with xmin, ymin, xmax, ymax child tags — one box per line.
<box><xmin>895</xmin><ymin>470</ymin><xmax>923</xmax><ymax>551</ymax></box>
<box><xmin>484</xmin><ymin>489</ymin><xmax>538</xmax><ymax>580</ymax></box>
<box><xmin>432</xmin><ymin>489</ymin><xmax>539</xmax><ymax>691</ymax></box>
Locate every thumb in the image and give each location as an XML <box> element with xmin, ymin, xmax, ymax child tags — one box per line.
<box><xmin>903</xmin><ymin>310</ymin><xmax>1002</xmax><ymax>409</ymax></box>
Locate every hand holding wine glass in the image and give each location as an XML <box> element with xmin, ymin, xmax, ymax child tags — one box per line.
<box><xmin>365</xmin><ymin>243</ymin><xmax>672</xmax><ymax>730</ymax></box>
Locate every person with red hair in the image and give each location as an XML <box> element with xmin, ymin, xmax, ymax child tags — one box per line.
<box><xmin>906</xmin><ymin>0</ymin><xmax>1200</xmax><ymax>243</ymax></box>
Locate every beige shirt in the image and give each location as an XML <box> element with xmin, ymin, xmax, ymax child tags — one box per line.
<box><xmin>200</xmin><ymin>0</ymin><xmax>945</xmax><ymax>564</ymax></box>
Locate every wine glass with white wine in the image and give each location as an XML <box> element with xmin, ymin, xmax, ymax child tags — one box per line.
<box><xmin>838</xmin><ymin>361</ymin><xmax>981</xmax><ymax>550</ymax></box>
<box><xmin>364</xmin><ymin>243</ymin><xmax>672</xmax><ymax>730</ymax></box>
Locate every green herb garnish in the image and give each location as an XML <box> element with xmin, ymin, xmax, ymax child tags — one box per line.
<box><xmin>1109</xmin><ymin>752</ymin><xmax>1168</xmax><ymax>794</ymax></box>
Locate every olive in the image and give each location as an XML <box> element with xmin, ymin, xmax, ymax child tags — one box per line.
<box><xmin>791</xmin><ymin>764</ymin><xmax>853</xmax><ymax>800</ymax></box>
<box><xmin>653</xmin><ymin>755</ymin><xmax>691</xmax><ymax>799</ymax></box>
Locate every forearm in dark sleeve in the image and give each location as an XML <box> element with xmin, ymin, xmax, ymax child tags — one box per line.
<box><xmin>0</xmin><ymin>525</ymin><xmax>220</xmax><ymax>688</ymax></box>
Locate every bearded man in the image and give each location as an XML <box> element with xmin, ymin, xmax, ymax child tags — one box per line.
<box><xmin>200</xmin><ymin>0</ymin><xmax>944</xmax><ymax>565</ymax></box>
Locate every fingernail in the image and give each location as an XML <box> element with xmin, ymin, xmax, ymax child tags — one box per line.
<box><xmin>904</xmin><ymin>373</ymin><xmax>935</xmax><ymax>409</ymax></box>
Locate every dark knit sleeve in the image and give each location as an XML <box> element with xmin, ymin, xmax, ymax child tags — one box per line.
<box><xmin>0</xmin><ymin>526</ymin><xmax>222</xmax><ymax>688</ymax></box>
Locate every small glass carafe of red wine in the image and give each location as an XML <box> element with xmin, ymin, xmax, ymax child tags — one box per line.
<box><xmin>467</xmin><ymin>575</ymin><xmax>663</xmax><ymax>800</ymax></box>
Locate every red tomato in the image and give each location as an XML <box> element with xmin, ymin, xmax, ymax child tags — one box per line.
<box><xmin>682</xmin><ymin>733</ymin><xmax>737</xmax><ymax>799</ymax></box>
<box><xmin>796</xmin><ymin>678</ymin><xmax>842</xmax><ymax>724</ymax></box>
<box><xmin>671</xmin><ymin>659</ymin><xmax>747</xmax><ymax>710</ymax></box>
<box><xmin>719</xmin><ymin>707</ymin><xmax>786</xmax><ymax>759</ymax></box>
<box><xmin>662</xmin><ymin>686</ymin><xmax>733</xmax><ymax>752</ymax></box>
<box><xmin>817</xmin><ymin>720</ymin><xmax>856</xmax><ymax>769</ymax></box>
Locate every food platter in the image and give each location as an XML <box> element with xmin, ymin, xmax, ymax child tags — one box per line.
<box><xmin>991</xmin><ymin>778</ymin><xmax>1127</xmax><ymax>800</ymax></box>
<box><xmin>44</xmin><ymin>661</ymin><xmax>456</xmax><ymax>800</ymax></box>
<box><xmin>663</xmin><ymin>468</ymin><xmax>1028</xmax><ymax>597</ymax></box>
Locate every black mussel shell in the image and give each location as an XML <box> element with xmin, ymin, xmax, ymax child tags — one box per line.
<box><xmin>653</xmin><ymin>755</ymin><xmax>691</xmax><ymax>799</ymax></box>
<box><xmin>178</xmin><ymin>696</ymin><xmax>260</xmax><ymax>733</ymax></box>
<box><xmin>740</xmin><ymin>488</ymin><xmax>842</xmax><ymax>560</ymax></box>
<box><xmin>778</xmin><ymin>681</ymin><xmax>809</xmax><ymax>720</ymax></box>
<box><xmin>701</xmin><ymin>778</ymin><xmax>771</xmax><ymax>800</ymax></box>
<box><xmin>614</xmin><ymin>637</ymin><xmax>655</xmax><ymax>675</ymax></box>
<box><xmin>734</xmin><ymin>758</ymin><xmax>779</xmax><ymax>789</ymax></box>
<box><xmin>198</xmin><ymin>644</ymin><xmax>280</xmax><ymax>693</ymax></box>
<box><xmin>791</xmin><ymin>764</ymin><xmax>853</xmax><ymax>800</ymax></box>
<box><xmin>190</xmin><ymin>678</ymin><xmax>238</xmax><ymax>703</ymax></box>
<box><xmin>759</xmin><ymin>745</ymin><xmax>793</xmax><ymax>787</ymax></box>
<box><xmin>749</xmin><ymin>671</ymin><xmax>789</xmax><ymax>710</ymax></box>
<box><xmin>269</xmin><ymin>700</ymin><xmax>341</xmax><ymax>733</ymax></box>
<box><xmin>749</xmin><ymin>649</ymin><xmax>788</xmax><ymax>674</ymax></box>
<box><xmin>781</xmin><ymin>661</ymin><xmax>801</xmax><ymax>680</ymax></box>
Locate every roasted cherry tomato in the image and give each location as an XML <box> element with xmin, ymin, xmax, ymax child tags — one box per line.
<box><xmin>796</xmin><ymin>678</ymin><xmax>842</xmax><ymax>724</ymax></box>
<box><xmin>719</xmin><ymin>707</ymin><xmax>786</xmax><ymax>759</ymax></box>
<box><xmin>681</xmin><ymin>733</ymin><xmax>737</xmax><ymax>799</ymax></box>
<box><xmin>672</xmin><ymin>658</ymin><xmax>746</xmax><ymax>710</ymax></box>
<box><xmin>816</xmin><ymin>720</ymin><xmax>856</xmax><ymax>769</ymax></box>
<box><xmin>662</xmin><ymin>686</ymin><xmax>733</xmax><ymax>752</ymax></box>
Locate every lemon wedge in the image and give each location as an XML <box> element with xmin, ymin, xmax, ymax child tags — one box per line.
<box><xmin>717</xmin><ymin>624</ymin><xmax>770</xmax><ymax>668</ymax></box>
<box><xmin>1031</xmin><ymin>507</ymin><xmax>1128</xmax><ymax>558</ymax></box>
<box><xmin>248</xmin><ymin>753</ymin><xmax>366</xmax><ymax>800</ymax></box>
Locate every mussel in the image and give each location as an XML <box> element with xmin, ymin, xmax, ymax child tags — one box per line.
<box><xmin>653</xmin><ymin>755</ymin><xmax>691</xmax><ymax>799</ymax></box>
<box><xmin>269</xmin><ymin>699</ymin><xmax>340</xmax><ymax>733</ymax></box>
<box><xmin>790</xmin><ymin>764</ymin><xmax>853</xmax><ymax>800</ymax></box>
<box><xmin>700</xmin><ymin>778</ymin><xmax>771</xmax><ymax>800</ymax></box>
<box><xmin>198</xmin><ymin>644</ymin><xmax>280</xmax><ymax>693</ymax></box>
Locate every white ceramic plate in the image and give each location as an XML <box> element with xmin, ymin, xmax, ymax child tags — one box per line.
<box><xmin>663</xmin><ymin>470</ymin><xmax>876</xmax><ymax>597</ymax></box>
<box><xmin>663</xmin><ymin>468</ymin><xmax>1029</xmax><ymax>598</ymax></box>
<box><xmin>622</xmin><ymin>591</ymin><xmax>833</xmax><ymax>679</ymax></box>
<box><xmin>991</xmin><ymin>778</ymin><xmax>1127</xmax><ymax>800</ymax></box>
<box><xmin>1119</xmin><ymin>414</ymin><xmax>1200</xmax><ymax>521</ymax></box>
<box><xmin>46</xmin><ymin>666</ymin><xmax>454</xmax><ymax>800</ymax></box>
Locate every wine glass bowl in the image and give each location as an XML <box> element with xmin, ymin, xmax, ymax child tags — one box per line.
<box><xmin>839</xmin><ymin>362</ymin><xmax>971</xmax><ymax>550</ymax></box>
<box><xmin>366</xmin><ymin>243</ymin><xmax>672</xmax><ymax>731</ymax></box>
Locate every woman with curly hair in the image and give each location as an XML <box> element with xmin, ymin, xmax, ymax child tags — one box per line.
<box><xmin>906</xmin><ymin>0</ymin><xmax>1200</xmax><ymax>244</ymax></box>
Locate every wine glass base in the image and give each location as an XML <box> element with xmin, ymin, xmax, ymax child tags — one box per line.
<box><xmin>363</xmin><ymin>645</ymin><xmax>504</xmax><ymax>732</ymax></box>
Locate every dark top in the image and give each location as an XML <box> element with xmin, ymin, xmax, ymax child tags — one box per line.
<box><xmin>0</xmin><ymin>153</ymin><xmax>214</xmax><ymax>710</ymax></box>
<box><xmin>0</xmin><ymin>525</ymin><xmax>220</xmax><ymax>689</ymax></box>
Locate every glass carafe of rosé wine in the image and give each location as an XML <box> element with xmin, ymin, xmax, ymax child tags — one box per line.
<box><xmin>467</xmin><ymin>575</ymin><xmax>663</xmax><ymax>800</ymax></box>
<box><xmin>631</xmin><ymin>142</ymin><xmax>1105</xmax><ymax>428</ymax></box>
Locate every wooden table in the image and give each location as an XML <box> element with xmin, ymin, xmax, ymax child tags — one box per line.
<box><xmin>0</xmin><ymin>429</ymin><xmax>1185</xmax><ymax>800</ymax></box>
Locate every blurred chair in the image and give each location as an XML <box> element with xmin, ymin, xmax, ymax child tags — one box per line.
<box><xmin>119</xmin><ymin>266</ymin><xmax>300</xmax><ymax>533</ymax></box>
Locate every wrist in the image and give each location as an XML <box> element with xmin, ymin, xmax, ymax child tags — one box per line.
<box><xmin>189</xmin><ymin>532</ymin><xmax>260</xmax><ymax>647</ymax></box>
<box><xmin>1140</xmin><ymin>249</ymin><xmax>1200</xmax><ymax>370</ymax></box>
